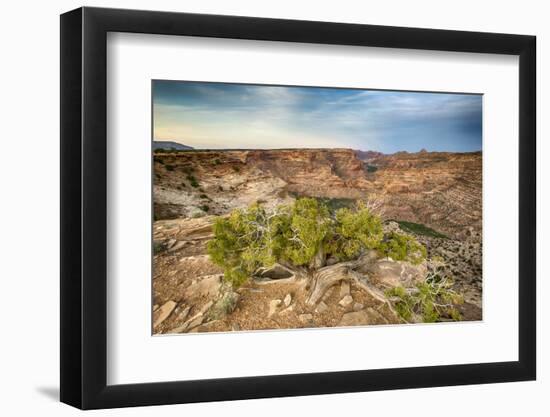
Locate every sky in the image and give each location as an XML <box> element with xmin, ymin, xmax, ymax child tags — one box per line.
<box><xmin>153</xmin><ymin>80</ymin><xmax>482</xmax><ymax>153</ymax></box>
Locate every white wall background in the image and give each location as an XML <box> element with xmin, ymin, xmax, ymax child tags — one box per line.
<box><xmin>0</xmin><ymin>0</ymin><xmax>546</xmax><ymax>415</ymax></box>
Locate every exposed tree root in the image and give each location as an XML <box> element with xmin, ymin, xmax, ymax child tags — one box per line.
<box><xmin>250</xmin><ymin>256</ymin><xmax>399</xmax><ymax>321</ymax></box>
<box><xmin>306</xmin><ymin>263</ymin><xmax>351</xmax><ymax>306</ymax></box>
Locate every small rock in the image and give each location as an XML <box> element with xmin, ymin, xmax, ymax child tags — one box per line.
<box><xmin>279</xmin><ymin>305</ymin><xmax>294</xmax><ymax>315</ymax></box>
<box><xmin>175</xmin><ymin>305</ymin><xmax>191</xmax><ymax>322</ymax></box>
<box><xmin>339</xmin><ymin>281</ymin><xmax>350</xmax><ymax>297</ymax></box>
<box><xmin>339</xmin><ymin>295</ymin><xmax>353</xmax><ymax>307</ymax></box>
<box><xmin>194</xmin><ymin>320</ymin><xmax>220</xmax><ymax>333</ymax></box>
<box><xmin>298</xmin><ymin>314</ymin><xmax>313</xmax><ymax>324</ymax></box>
<box><xmin>153</xmin><ymin>304</ymin><xmax>159</xmax><ymax>311</ymax></box>
<box><xmin>283</xmin><ymin>293</ymin><xmax>292</xmax><ymax>307</ymax></box>
<box><xmin>353</xmin><ymin>302</ymin><xmax>364</xmax><ymax>312</ymax></box>
<box><xmin>268</xmin><ymin>299</ymin><xmax>282</xmax><ymax>318</ymax></box>
<box><xmin>153</xmin><ymin>300</ymin><xmax>177</xmax><ymax>328</ymax></box>
<box><xmin>185</xmin><ymin>314</ymin><xmax>204</xmax><ymax>331</ymax></box>
<box><xmin>322</xmin><ymin>286</ymin><xmax>335</xmax><ymax>301</ymax></box>
<box><xmin>200</xmin><ymin>300</ymin><xmax>214</xmax><ymax>314</ymax></box>
<box><xmin>384</xmin><ymin>221</ymin><xmax>400</xmax><ymax>233</ymax></box>
<box><xmin>168</xmin><ymin>241</ymin><xmax>186</xmax><ymax>252</ymax></box>
<box><xmin>166</xmin><ymin>238</ymin><xmax>177</xmax><ymax>249</ymax></box>
<box><xmin>231</xmin><ymin>323</ymin><xmax>241</xmax><ymax>332</ymax></box>
<box><xmin>315</xmin><ymin>301</ymin><xmax>328</xmax><ymax>314</ymax></box>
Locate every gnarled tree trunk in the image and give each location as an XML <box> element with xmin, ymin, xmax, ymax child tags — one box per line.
<box><xmin>305</xmin><ymin>263</ymin><xmax>351</xmax><ymax>306</ymax></box>
<box><xmin>252</xmin><ymin>252</ymin><xmax>397</xmax><ymax>316</ymax></box>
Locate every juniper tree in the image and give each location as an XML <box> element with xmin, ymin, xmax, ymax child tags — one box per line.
<box><xmin>207</xmin><ymin>198</ymin><xmax>426</xmax><ymax>304</ymax></box>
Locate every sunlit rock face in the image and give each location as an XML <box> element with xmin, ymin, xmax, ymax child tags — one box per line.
<box><xmin>153</xmin><ymin>148</ymin><xmax>482</xmax><ymax>241</ymax></box>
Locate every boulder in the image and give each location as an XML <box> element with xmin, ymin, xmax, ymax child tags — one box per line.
<box><xmin>366</xmin><ymin>260</ymin><xmax>427</xmax><ymax>288</ymax></box>
<box><xmin>339</xmin><ymin>308</ymin><xmax>389</xmax><ymax>327</ymax></box>
<box><xmin>183</xmin><ymin>274</ymin><xmax>222</xmax><ymax>301</ymax></box>
<box><xmin>168</xmin><ymin>240</ymin><xmax>186</xmax><ymax>252</ymax></box>
<box><xmin>153</xmin><ymin>300</ymin><xmax>176</xmax><ymax>328</ymax></box>
<box><xmin>208</xmin><ymin>292</ymin><xmax>239</xmax><ymax>320</ymax></box>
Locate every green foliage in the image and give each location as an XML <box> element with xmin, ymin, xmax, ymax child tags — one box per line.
<box><xmin>366</xmin><ymin>164</ymin><xmax>378</xmax><ymax>173</ymax></box>
<box><xmin>232</xmin><ymin>165</ymin><xmax>241</xmax><ymax>173</ymax></box>
<box><xmin>326</xmin><ymin>202</ymin><xmax>383</xmax><ymax>261</ymax></box>
<box><xmin>315</xmin><ymin>197</ymin><xmax>356</xmax><ymax>213</ymax></box>
<box><xmin>153</xmin><ymin>241</ymin><xmax>165</xmax><ymax>255</ymax></box>
<box><xmin>279</xmin><ymin>198</ymin><xmax>331</xmax><ymax>266</ymax></box>
<box><xmin>200</xmin><ymin>193</ymin><xmax>209</xmax><ymax>199</ymax></box>
<box><xmin>386</xmin><ymin>274</ymin><xmax>464</xmax><ymax>323</ymax></box>
<box><xmin>207</xmin><ymin>204</ymin><xmax>278</xmax><ymax>287</ymax></box>
<box><xmin>385</xmin><ymin>286</ymin><xmax>414</xmax><ymax>321</ymax></box>
<box><xmin>378</xmin><ymin>232</ymin><xmax>427</xmax><ymax>264</ymax></box>
<box><xmin>288</xmin><ymin>194</ymin><xmax>356</xmax><ymax>213</ymax></box>
<box><xmin>165</xmin><ymin>164</ymin><xmax>175</xmax><ymax>172</ymax></box>
<box><xmin>207</xmin><ymin>198</ymin><xmax>426</xmax><ymax>288</ymax></box>
<box><xmin>208</xmin><ymin>291</ymin><xmax>239</xmax><ymax>320</ymax></box>
<box><xmin>200</xmin><ymin>204</ymin><xmax>210</xmax><ymax>212</ymax></box>
<box><xmin>392</xmin><ymin>220</ymin><xmax>449</xmax><ymax>239</ymax></box>
<box><xmin>187</xmin><ymin>174</ymin><xmax>199</xmax><ymax>188</ymax></box>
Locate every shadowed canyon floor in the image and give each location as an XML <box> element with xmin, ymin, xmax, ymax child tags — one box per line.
<box><xmin>153</xmin><ymin>149</ymin><xmax>482</xmax><ymax>334</ymax></box>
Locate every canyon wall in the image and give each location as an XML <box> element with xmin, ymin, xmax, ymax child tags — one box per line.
<box><xmin>154</xmin><ymin>148</ymin><xmax>481</xmax><ymax>240</ymax></box>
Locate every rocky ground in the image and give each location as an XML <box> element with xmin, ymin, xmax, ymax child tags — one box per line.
<box><xmin>153</xmin><ymin>217</ymin><xmax>482</xmax><ymax>335</ymax></box>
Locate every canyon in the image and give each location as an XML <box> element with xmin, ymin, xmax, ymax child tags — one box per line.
<box><xmin>152</xmin><ymin>148</ymin><xmax>483</xmax><ymax>334</ymax></box>
<box><xmin>154</xmin><ymin>148</ymin><xmax>481</xmax><ymax>240</ymax></box>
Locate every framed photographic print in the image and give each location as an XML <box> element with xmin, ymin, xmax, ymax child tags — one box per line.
<box><xmin>60</xmin><ymin>7</ymin><xmax>536</xmax><ymax>410</ymax></box>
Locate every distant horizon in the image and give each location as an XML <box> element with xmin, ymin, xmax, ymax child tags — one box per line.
<box><xmin>153</xmin><ymin>81</ymin><xmax>482</xmax><ymax>154</ymax></box>
<box><xmin>153</xmin><ymin>139</ymin><xmax>482</xmax><ymax>154</ymax></box>
<box><xmin>153</xmin><ymin>139</ymin><xmax>483</xmax><ymax>155</ymax></box>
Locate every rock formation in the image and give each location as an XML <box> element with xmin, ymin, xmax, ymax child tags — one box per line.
<box><xmin>154</xmin><ymin>148</ymin><xmax>481</xmax><ymax>240</ymax></box>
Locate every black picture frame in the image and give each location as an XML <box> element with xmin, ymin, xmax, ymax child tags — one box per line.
<box><xmin>60</xmin><ymin>6</ymin><xmax>536</xmax><ymax>410</ymax></box>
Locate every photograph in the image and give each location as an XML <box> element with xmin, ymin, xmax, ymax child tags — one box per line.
<box><xmin>151</xmin><ymin>80</ymin><xmax>483</xmax><ymax>334</ymax></box>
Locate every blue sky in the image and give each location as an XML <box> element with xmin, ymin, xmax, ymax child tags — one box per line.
<box><xmin>153</xmin><ymin>80</ymin><xmax>482</xmax><ymax>153</ymax></box>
